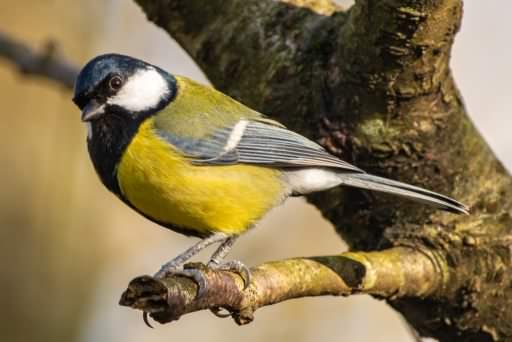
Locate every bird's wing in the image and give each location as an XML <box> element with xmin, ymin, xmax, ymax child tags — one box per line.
<box><xmin>155</xmin><ymin>117</ymin><xmax>363</xmax><ymax>172</ymax></box>
<box><xmin>155</xmin><ymin>116</ymin><xmax>469</xmax><ymax>214</ymax></box>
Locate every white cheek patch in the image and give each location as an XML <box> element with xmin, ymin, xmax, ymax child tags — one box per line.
<box><xmin>107</xmin><ymin>67</ymin><xmax>169</xmax><ymax>112</ymax></box>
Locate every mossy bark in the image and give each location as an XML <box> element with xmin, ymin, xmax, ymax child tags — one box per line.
<box><xmin>132</xmin><ymin>0</ymin><xmax>512</xmax><ymax>340</ymax></box>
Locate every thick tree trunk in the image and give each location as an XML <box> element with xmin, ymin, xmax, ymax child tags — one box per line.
<box><xmin>121</xmin><ymin>1</ymin><xmax>512</xmax><ymax>340</ymax></box>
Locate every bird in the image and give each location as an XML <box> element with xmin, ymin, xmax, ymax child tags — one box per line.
<box><xmin>72</xmin><ymin>54</ymin><xmax>468</xmax><ymax>294</ymax></box>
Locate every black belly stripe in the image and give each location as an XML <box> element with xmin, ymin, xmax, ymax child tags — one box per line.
<box><xmin>87</xmin><ymin>111</ymin><xmax>140</xmax><ymax>196</ymax></box>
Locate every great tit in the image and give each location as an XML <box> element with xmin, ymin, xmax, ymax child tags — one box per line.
<box><xmin>72</xmin><ymin>54</ymin><xmax>468</xmax><ymax>291</ymax></box>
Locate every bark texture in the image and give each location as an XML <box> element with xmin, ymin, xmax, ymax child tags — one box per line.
<box><xmin>121</xmin><ymin>1</ymin><xmax>512</xmax><ymax>340</ymax></box>
<box><xmin>121</xmin><ymin>248</ymin><xmax>438</xmax><ymax>325</ymax></box>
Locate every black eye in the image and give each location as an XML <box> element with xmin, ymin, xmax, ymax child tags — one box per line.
<box><xmin>108</xmin><ymin>75</ymin><xmax>123</xmax><ymax>91</ymax></box>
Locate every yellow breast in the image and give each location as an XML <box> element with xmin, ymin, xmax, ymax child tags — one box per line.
<box><xmin>116</xmin><ymin>118</ymin><xmax>286</xmax><ymax>236</ymax></box>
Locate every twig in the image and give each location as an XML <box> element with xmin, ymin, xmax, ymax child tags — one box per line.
<box><xmin>0</xmin><ymin>32</ymin><xmax>78</xmax><ymax>89</ymax></box>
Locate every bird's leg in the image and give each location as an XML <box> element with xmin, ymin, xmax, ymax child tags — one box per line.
<box><xmin>154</xmin><ymin>232</ymin><xmax>227</xmax><ymax>278</ymax></box>
<box><xmin>207</xmin><ymin>235</ymin><xmax>238</xmax><ymax>265</ymax></box>
<box><xmin>207</xmin><ymin>236</ymin><xmax>251</xmax><ymax>289</ymax></box>
<box><xmin>144</xmin><ymin>233</ymin><xmax>228</xmax><ymax>327</ymax></box>
<box><xmin>153</xmin><ymin>233</ymin><xmax>250</xmax><ymax>300</ymax></box>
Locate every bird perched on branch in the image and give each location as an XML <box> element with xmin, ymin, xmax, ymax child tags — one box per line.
<box><xmin>72</xmin><ymin>54</ymin><xmax>468</xmax><ymax>294</ymax></box>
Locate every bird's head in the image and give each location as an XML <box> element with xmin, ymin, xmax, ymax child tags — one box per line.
<box><xmin>72</xmin><ymin>54</ymin><xmax>176</xmax><ymax>122</ymax></box>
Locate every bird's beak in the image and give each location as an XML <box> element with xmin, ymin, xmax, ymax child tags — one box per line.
<box><xmin>81</xmin><ymin>99</ymin><xmax>105</xmax><ymax>122</ymax></box>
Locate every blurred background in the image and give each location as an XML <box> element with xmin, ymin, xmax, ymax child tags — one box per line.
<box><xmin>0</xmin><ymin>1</ymin><xmax>509</xmax><ymax>341</ymax></box>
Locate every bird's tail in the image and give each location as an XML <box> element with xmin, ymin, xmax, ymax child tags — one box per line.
<box><xmin>337</xmin><ymin>173</ymin><xmax>469</xmax><ymax>214</ymax></box>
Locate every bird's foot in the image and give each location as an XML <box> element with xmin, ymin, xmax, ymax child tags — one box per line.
<box><xmin>206</xmin><ymin>260</ymin><xmax>251</xmax><ymax>320</ymax></box>
<box><xmin>154</xmin><ymin>262</ymin><xmax>210</xmax><ymax>297</ymax></box>
<box><xmin>153</xmin><ymin>260</ymin><xmax>251</xmax><ymax>300</ymax></box>
<box><xmin>144</xmin><ymin>263</ymin><xmax>209</xmax><ymax>327</ymax></box>
<box><xmin>210</xmin><ymin>306</ymin><xmax>232</xmax><ymax>318</ymax></box>
<box><xmin>153</xmin><ymin>262</ymin><xmax>182</xmax><ymax>279</ymax></box>
<box><xmin>208</xmin><ymin>259</ymin><xmax>252</xmax><ymax>290</ymax></box>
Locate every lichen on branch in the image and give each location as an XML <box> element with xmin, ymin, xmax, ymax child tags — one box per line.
<box><xmin>120</xmin><ymin>247</ymin><xmax>440</xmax><ymax>325</ymax></box>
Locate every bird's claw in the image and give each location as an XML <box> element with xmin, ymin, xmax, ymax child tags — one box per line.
<box><xmin>153</xmin><ymin>262</ymin><xmax>209</xmax><ymax>297</ymax></box>
<box><xmin>142</xmin><ymin>312</ymin><xmax>154</xmax><ymax>328</ymax></box>
<box><xmin>177</xmin><ymin>265</ymin><xmax>209</xmax><ymax>298</ymax></box>
<box><xmin>154</xmin><ymin>263</ymin><xmax>180</xmax><ymax>279</ymax></box>
<box><xmin>210</xmin><ymin>306</ymin><xmax>232</xmax><ymax>318</ymax></box>
<box><xmin>208</xmin><ymin>259</ymin><xmax>252</xmax><ymax>289</ymax></box>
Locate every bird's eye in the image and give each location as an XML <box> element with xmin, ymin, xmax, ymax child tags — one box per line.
<box><xmin>108</xmin><ymin>75</ymin><xmax>123</xmax><ymax>91</ymax></box>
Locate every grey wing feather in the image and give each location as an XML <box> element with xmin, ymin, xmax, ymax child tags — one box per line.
<box><xmin>158</xmin><ymin>119</ymin><xmax>362</xmax><ymax>172</ymax></box>
<box><xmin>199</xmin><ymin>121</ymin><xmax>363</xmax><ymax>172</ymax></box>
<box><xmin>337</xmin><ymin>173</ymin><xmax>469</xmax><ymax>214</ymax></box>
<box><xmin>157</xmin><ymin>126</ymin><xmax>239</xmax><ymax>164</ymax></box>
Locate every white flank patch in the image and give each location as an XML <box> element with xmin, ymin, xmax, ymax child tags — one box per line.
<box><xmin>224</xmin><ymin>119</ymin><xmax>249</xmax><ymax>151</ymax></box>
<box><xmin>285</xmin><ymin>168</ymin><xmax>343</xmax><ymax>195</ymax></box>
<box><xmin>86</xmin><ymin>122</ymin><xmax>93</xmax><ymax>139</ymax></box>
<box><xmin>107</xmin><ymin>67</ymin><xmax>169</xmax><ymax>112</ymax></box>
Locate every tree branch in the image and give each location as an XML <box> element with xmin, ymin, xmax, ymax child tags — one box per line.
<box><xmin>337</xmin><ymin>0</ymin><xmax>462</xmax><ymax>95</ymax></box>
<box><xmin>130</xmin><ymin>0</ymin><xmax>512</xmax><ymax>339</ymax></box>
<box><xmin>0</xmin><ymin>32</ymin><xmax>78</xmax><ymax>89</ymax></box>
<box><xmin>135</xmin><ymin>0</ymin><xmax>347</xmax><ymax>132</ymax></box>
<box><xmin>120</xmin><ymin>247</ymin><xmax>441</xmax><ymax>325</ymax></box>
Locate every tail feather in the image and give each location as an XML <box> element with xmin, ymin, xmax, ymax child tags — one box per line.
<box><xmin>338</xmin><ymin>173</ymin><xmax>469</xmax><ymax>214</ymax></box>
